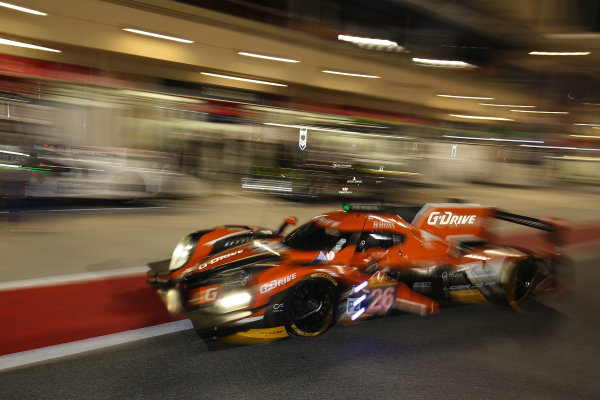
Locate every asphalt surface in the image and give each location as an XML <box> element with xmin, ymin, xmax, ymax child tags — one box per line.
<box><xmin>1</xmin><ymin>251</ymin><xmax>598</xmax><ymax>400</ymax></box>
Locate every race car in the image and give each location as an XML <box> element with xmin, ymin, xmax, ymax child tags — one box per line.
<box><xmin>147</xmin><ymin>203</ymin><xmax>570</xmax><ymax>343</ymax></box>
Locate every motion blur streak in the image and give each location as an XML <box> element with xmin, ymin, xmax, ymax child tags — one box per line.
<box><xmin>0</xmin><ymin>5</ymin><xmax>599</xmax><ymax>392</ymax></box>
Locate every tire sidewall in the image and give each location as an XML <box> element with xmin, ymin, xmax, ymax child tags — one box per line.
<box><xmin>503</xmin><ymin>259</ymin><xmax>541</xmax><ymax>307</ymax></box>
<box><xmin>284</xmin><ymin>278</ymin><xmax>338</xmax><ymax>337</ymax></box>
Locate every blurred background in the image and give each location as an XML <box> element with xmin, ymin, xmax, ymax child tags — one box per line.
<box><xmin>0</xmin><ymin>0</ymin><xmax>598</xmax><ymax>208</ymax></box>
<box><xmin>2</xmin><ymin>2</ymin><xmax>600</xmax><ymax>394</ymax></box>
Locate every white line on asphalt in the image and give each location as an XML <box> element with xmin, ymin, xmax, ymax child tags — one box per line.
<box><xmin>0</xmin><ymin>320</ymin><xmax>194</xmax><ymax>371</ymax></box>
<box><xmin>222</xmin><ymin>192</ymin><xmax>266</xmax><ymax>203</ymax></box>
<box><xmin>0</xmin><ymin>266</ymin><xmax>149</xmax><ymax>291</ymax></box>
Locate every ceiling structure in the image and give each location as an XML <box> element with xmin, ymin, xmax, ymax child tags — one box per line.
<box><xmin>0</xmin><ymin>0</ymin><xmax>599</xmax><ymax>131</ymax></box>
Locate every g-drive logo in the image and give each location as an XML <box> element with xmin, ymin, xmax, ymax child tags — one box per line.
<box><xmin>197</xmin><ymin>249</ymin><xmax>243</xmax><ymax>270</ymax></box>
<box><xmin>260</xmin><ymin>273</ymin><xmax>297</xmax><ymax>294</ymax></box>
<box><xmin>427</xmin><ymin>211</ymin><xmax>476</xmax><ymax>226</ymax></box>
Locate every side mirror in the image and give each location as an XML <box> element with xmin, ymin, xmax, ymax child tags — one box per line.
<box><xmin>284</xmin><ymin>217</ymin><xmax>297</xmax><ymax>226</ymax></box>
<box><xmin>278</xmin><ymin>216</ymin><xmax>297</xmax><ymax>234</ymax></box>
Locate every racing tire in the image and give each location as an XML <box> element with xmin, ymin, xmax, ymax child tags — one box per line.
<box><xmin>285</xmin><ymin>278</ymin><xmax>337</xmax><ymax>337</ymax></box>
<box><xmin>503</xmin><ymin>258</ymin><xmax>541</xmax><ymax>307</ymax></box>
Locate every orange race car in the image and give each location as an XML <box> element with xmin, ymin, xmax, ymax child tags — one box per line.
<box><xmin>147</xmin><ymin>203</ymin><xmax>570</xmax><ymax>343</ymax></box>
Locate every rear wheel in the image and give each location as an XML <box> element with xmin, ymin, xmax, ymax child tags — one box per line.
<box><xmin>285</xmin><ymin>279</ymin><xmax>336</xmax><ymax>337</ymax></box>
<box><xmin>504</xmin><ymin>259</ymin><xmax>541</xmax><ymax>307</ymax></box>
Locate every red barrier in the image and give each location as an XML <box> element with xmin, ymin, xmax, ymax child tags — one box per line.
<box><xmin>0</xmin><ymin>275</ymin><xmax>182</xmax><ymax>356</ymax></box>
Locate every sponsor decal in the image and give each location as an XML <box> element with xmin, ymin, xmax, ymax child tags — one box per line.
<box><xmin>310</xmin><ymin>273</ymin><xmax>338</xmax><ymax>286</ymax></box>
<box><xmin>188</xmin><ymin>285</ymin><xmax>221</xmax><ymax>306</ymax></box>
<box><xmin>338</xmin><ymin>187</ymin><xmax>352</xmax><ymax>194</ymax></box>
<box><xmin>413</xmin><ymin>282</ymin><xmax>431</xmax><ymax>288</ymax></box>
<box><xmin>427</xmin><ymin>211</ymin><xmax>476</xmax><ymax>226</ymax></box>
<box><xmin>237</xmin><ymin>326</ymin><xmax>288</xmax><ymax>339</ymax></box>
<box><xmin>196</xmin><ymin>249</ymin><xmax>244</xmax><ymax>271</ymax></box>
<box><xmin>315</xmin><ymin>247</ymin><xmax>340</xmax><ymax>263</ymax></box>
<box><xmin>449</xmin><ymin>289</ymin><xmax>487</xmax><ymax>304</ymax></box>
<box><xmin>332</xmin><ymin>163</ymin><xmax>352</xmax><ymax>169</ymax></box>
<box><xmin>315</xmin><ymin>217</ymin><xmax>340</xmax><ymax>227</ymax></box>
<box><xmin>260</xmin><ymin>273</ymin><xmax>297</xmax><ymax>293</ymax></box>
<box><xmin>272</xmin><ymin>303</ymin><xmax>284</xmax><ymax>313</ymax></box>
<box><xmin>347</xmin><ymin>177</ymin><xmax>362</xmax><ymax>184</ymax></box>
<box><xmin>448</xmin><ymin>282</ymin><xmax>496</xmax><ymax>291</ymax></box>
<box><xmin>442</xmin><ymin>271</ymin><xmax>467</xmax><ymax>279</ymax></box>
<box><xmin>373</xmin><ymin>221</ymin><xmax>394</xmax><ymax>229</ymax></box>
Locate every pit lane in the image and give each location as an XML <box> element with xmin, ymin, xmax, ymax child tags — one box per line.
<box><xmin>1</xmin><ymin>251</ymin><xmax>599</xmax><ymax>400</ymax></box>
<box><xmin>0</xmin><ymin>184</ymin><xmax>599</xmax><ymax>399</ymax></box>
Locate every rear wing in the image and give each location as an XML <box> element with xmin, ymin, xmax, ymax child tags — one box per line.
<box><xmin>494</xmin><ymin>210</ymin><xmax>569</xmax><ymax>248</ymax></box>
<box><xmin>494</xmin><ymin>210</ymin><xmax>553</xmax><ymax>231</ymax></box>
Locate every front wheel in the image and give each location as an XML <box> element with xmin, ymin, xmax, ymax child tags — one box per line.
<box><xmin>285</xmin><ymin>279</ymin><xmax>337</xmax><ymax>337</ymax></box>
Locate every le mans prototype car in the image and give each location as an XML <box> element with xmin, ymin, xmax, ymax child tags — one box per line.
<box><xmin>147</xmin><ymin>203</ymin><xmax>569</xmax><ymax>343</ymax></box>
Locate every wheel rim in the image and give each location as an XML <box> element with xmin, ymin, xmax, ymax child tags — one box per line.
<box><xmin>507</xmin><ymin>260</ymin><xmax>539</xmax><ymax>305</ymax></box>
<box><xmin>290</xmin><ymin>280</ymin><xmax>334</xmax><ymax>336</ymax></box>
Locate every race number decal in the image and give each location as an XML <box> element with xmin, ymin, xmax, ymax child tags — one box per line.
<box><xmin>346</xmin><ymin>297</ymin><xmax>363</xmax><ymax>315</ymax></box>
<box><xmin>365</xmin><ymin>285</ymin><xmax>397</xmax><ymax>316</ymax></box>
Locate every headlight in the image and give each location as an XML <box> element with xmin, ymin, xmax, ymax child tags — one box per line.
<box><xmin>165</xmin><ymin>289</ymin><xmax>182</xmax><ymax>313</ymax></box>
<box><xmin>217</xmin><ymin>291</ymin><xmax>252</xmax><ymax>310</ymax></box>
<box><xmin>169</xmin><ymin>235</ymin><xmax>195</xmax><ymax>271</ymax></box>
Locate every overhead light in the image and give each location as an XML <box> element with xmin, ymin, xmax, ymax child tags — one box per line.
<box><xmin>529</xmin><ymin>51</ymin><xmax>590</xmax><ymax>56</ymax></box>
<box><xmin>0</xmin><ymin>95</ymin><xmax>27</xmax><ymax>103</ymax></box>
<box><xmin>123</xmin><ymin>28</ymin><xmax>193</xmax><ymax>43</ymax></box>
<box><xmin>521</xmin><ymin>144</ymin><xmax>600</xmax><ymax>151</ymax></box>
<box><xmin>570</xmin><ymin>135</ymin><xmax>600</xmax><ymax>139</ymax></box>
<box><xmin>201</xmin><ymin>72</ymin><xmax>287</xmax><ymax>87</ymax></box>
<box><xmin>322</xmin><ymin>70</ymin><xmax>380</xmax><ymax>78</ymax></box>
<box><xmin>337</xmin><ymin>34</ymin><xmax>403</xmax><ymax>52</ymax></box>
<box><xmin>438</xmin><ymin>94</ymin><xmax>493</xmax><ymax>100</ymax></box>
<box><xmin>449</xmin><ymin>114</ymin><xmax>513</xmax><ymax>121</ymax></box>
<box><xmin>412</xmin><ymin>58</ymin><xmax>475</xmax><ymax>69</ymax></box>
<box><xmin>573</xmin><ymin>123</ymin><xmax>600</xmax><ymax>127</ymax></box>
<box><xmin>264</xmin><ymin>122</ymin><xmax>361</xmax><ymax>134</ymax></box>
<box><xmin>443</xmin><ymin>135</ymin><xmax>542</xmax><ymax>143</ymax></box>
<box><xmin>510</xmin><ymin>110</ymin><xmax>569</xmax><ymax>114</ymax></box>
<box><xmin>238</xmin><ymin>52</ymin><xmax>299</xmax><ymax>63</ymax></box>
<box><xmin>263</xmin><ymin>123</ymin><xmax>405</xmax><ymax>139</ymax></box>
<box><xmin>480</xmin><ymin>103</ymin><xmax>535</xmax><ymax>108</ymax></box>
<box><xmin>0</xmin><ymin>37</ymin><xmax>60</xmax><ymax>52</ymax></box>
<box><xmin>0</xmin><ymin>149</ymin><xmax>30</xmax><ymax>157</ymax></box>
<box><xmin>582</xmin><ymin>102</ymin><xmax>600</xmax><ymax>106</ymax></box>
<box><xmin>0</xmin><ymin>1</ymin><xmax>46</xmax><ymax>15</ymax></box>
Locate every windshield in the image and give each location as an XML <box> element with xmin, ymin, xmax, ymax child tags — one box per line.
<box><xmin>282</xmin><ymin>222</ymin><xmax>353</xmax><ymax>250</ymax></box>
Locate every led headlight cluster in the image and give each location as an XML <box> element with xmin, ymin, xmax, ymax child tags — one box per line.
<box><xmin>169</xmin><ymin>235</ymin><xmax>195</xmax><ymax>271</ymax></box>
<box><xmin>217</xmin><ymin>291</ymin><xmax>252</xmax><ymax>310</ymax></box>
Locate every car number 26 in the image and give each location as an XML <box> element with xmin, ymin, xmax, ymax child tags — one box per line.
<box><xmin>347</xmin><ymin>285</ymin><xmax>397</xmax><ymax>316</ymax></box>
<box><xmin>366</xmin><ymin>286</ymin><xmax>397</xmax><ymax>316</ymax></box>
